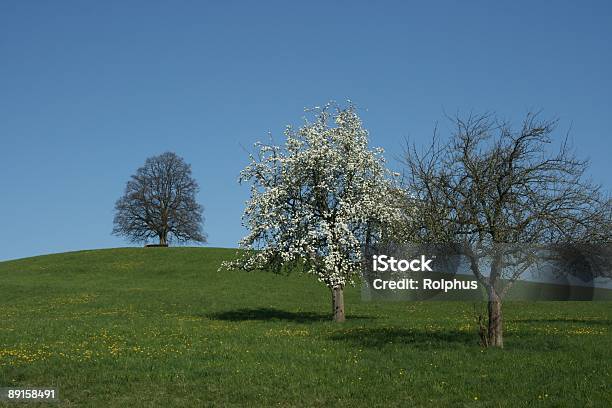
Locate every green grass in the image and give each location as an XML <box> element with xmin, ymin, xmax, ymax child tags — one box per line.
<box><xmin>0</xmin><ymin>248</ymin><xmax>610</xmax><ymax>407</ymax></box>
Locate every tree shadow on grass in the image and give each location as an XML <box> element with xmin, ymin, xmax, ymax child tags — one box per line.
<box><xmin>330</xmin><ymin>326</ymin><xmax>577</xmax><ymax>351</ymax></box>
<box><xmin>329</xmin><ymin>327</ymin><xmax>477</xmax><ymax>349</ymax></box>
<box><xmin>510</xmin><ymin>318</ymin><xmax>612</xmax><ymax>326</ymax></box>
<box><xmin>207</xmin><ymin>307</ymin><xmax>372</xmax><ymax>323</ymax></box>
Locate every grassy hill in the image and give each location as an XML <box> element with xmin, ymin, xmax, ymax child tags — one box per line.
<box><xmin>0</xmin><ymin>248</ymin><xmax>610</xmax><ymax>407</ymax></box>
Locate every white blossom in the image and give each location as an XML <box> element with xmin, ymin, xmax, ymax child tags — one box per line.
<box><xmin>223</xmin><ymin>103</ymin><xmax>401</xmax><ymax>290</ymax></box>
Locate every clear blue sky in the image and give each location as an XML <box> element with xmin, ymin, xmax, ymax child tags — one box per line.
<box><xmin>1</xmin><ymin>1</ymin><xmax>611</xmax><ymax>261</ymax></box>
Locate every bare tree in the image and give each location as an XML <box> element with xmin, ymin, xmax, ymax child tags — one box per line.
<box><xmin>402</xmin><ymin>112</ymin><xmax>611</xmax><ymax>347</ymax></box>
<box><xmin>113</xmin><ymin>152</ymin><xmax>206</xmax><ymax>246</ymax></box>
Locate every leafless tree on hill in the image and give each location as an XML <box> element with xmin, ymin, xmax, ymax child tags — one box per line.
<box><xmin>113</xmin><ymin>152</ymin><xmax>206</xmax><ymax>246</ymax></box>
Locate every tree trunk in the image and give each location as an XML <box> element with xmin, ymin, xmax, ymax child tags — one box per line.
<box><xmin>487</xmin><ymin>289</ymin><xmax>503</xmax><ymax>348</ymax></box>
<box><xmin>159</xmin><ymin>234</ymin><xmax>167</xmax><ymax>246</ymax></box>
<box><xmin>331</xmin><ymin>286</ymin><xmax>345</xmax><ymax>323</ymax></box>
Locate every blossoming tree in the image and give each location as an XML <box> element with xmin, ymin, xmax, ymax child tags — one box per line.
<box><xmin>226</xmin><ymin>103</ymin><xmax>398</xmax><ymax>322</ymax></box>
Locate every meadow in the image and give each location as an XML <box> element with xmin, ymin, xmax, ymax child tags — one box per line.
<box><xmin>0</xmin><ymin>248</ymin><xmax>610</xmax><ymax>407</ymax></box>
